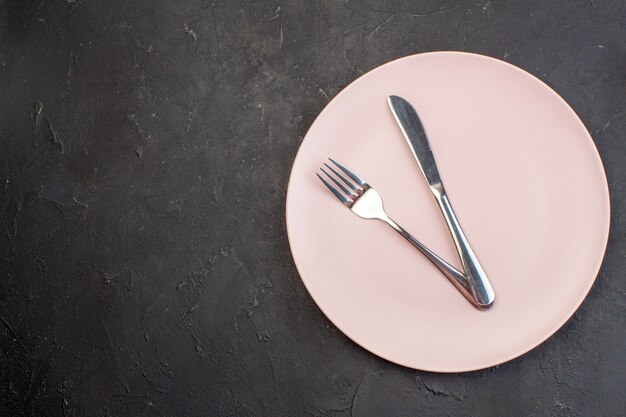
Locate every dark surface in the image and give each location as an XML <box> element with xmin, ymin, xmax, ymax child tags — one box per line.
<box><xmin>1</xmin><ymin>0</ymin><xmax>625</xmax><ymax>416</ymax></box>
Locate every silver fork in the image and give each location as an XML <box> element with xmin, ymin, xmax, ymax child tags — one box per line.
<box><xmin>317</xmin><ymin>158</ymin><xmax>481</xmax><ymax>308</ymax></box>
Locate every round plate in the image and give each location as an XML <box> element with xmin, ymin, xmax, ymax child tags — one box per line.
<box><xmin>285</xmin><ymin>52</ymin><xmax>610</xmax><ymax>372</ymax></box>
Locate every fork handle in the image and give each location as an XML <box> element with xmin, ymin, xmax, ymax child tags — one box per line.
<box><xmin>384</xmin><ymin>217</ymin><xmax>481</xmax><ymax>308</ymax></box>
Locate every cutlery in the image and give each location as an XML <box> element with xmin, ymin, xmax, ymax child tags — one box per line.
<box><xmin>387</xmin><ymin>95</ymin><xmax>495</xmax><ymax>308</ymax></box>
<box><xmin>317</xmin><ymin>158</ymin><xmax>482</xmax><ymax>307</ymax></box>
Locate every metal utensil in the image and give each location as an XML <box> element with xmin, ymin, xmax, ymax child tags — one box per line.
<box><xmin>317</xmin><ymin>158</ymin><xmax>482</xmax><ymax>307</ymax></box>
<box><xmin>387</xmin><ymin>95</ymin><xmax>495</xmax><ymax>308</ymax></box>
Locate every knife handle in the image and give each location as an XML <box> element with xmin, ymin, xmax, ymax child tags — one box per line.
<box><xmin>436</xmin><ymin>191</ymin><xmax>495</xmax><ymax>308</ymax></box>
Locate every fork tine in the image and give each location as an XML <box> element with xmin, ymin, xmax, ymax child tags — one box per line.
<box><xmin>316</xmin><ymin>173</ymin><xmax>351</xmax><ymax>205</ymax></box>
<box><xmin>320</xmin><ymin>167</ymin><xmax>356</xmax><ymax>197</ymax></box>
<box><xmin>323</xmin><ymin>163</ymin><xmax>361</xmax><ymax>192</ymax></box>
<box><xmin>328</xmin><ymin>158</ymin><xmax>367</xmax><ymax>187</ymax></box>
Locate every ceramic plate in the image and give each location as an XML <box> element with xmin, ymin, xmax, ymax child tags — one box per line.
<box><xmin>285</xmin><ymin>52</ymin><xmax>610</xmax><ymax>372</ymax></box>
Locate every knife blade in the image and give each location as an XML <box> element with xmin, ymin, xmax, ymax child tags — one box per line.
<box><xmin>387</xmin><ymin>95</ymin><xmax>443</xmax><ymax>191</ymax></box>
<box><xmin>387</xmin><ymin>95</ymin><xmax>495</xmax><ymax>308</ymax></box>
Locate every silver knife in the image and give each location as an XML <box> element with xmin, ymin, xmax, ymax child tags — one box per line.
<box><xmin>387</xmin><ymin>95</ymin><xmax>495</xmax><ymax>308</ymax></box>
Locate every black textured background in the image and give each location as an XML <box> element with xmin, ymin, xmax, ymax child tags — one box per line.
<box><xmin>1</xmin><ymin>1</ymin><xmax>625</xmax><ymax>416</ymax></box>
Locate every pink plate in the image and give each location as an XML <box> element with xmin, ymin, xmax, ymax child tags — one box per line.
<box><xmin>285</xmin><ymin>52</ymin><xmax>610</xmax><ymax>372</ymax></box>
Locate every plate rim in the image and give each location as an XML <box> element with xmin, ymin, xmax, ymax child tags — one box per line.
<box><xmin>285</xmin><ymin>50</ymin><xmax>611</xmax><ymax>372</ymax></box>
